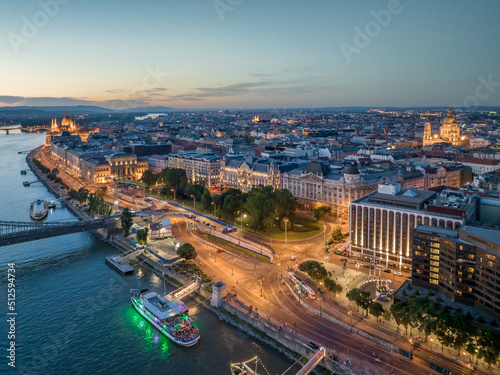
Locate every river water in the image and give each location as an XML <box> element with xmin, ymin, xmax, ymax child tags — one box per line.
<box><xmin>0</xmin><ymin>132</ymin><xmax>292</xmax><ymax>375</ymax></box>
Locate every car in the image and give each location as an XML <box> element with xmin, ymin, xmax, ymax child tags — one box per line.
<box><xmin>340</xmin><ymin>258</ymin><xmax>347</xmax><ymax>262</ymax></box>
<box><xmin>307</xmin><ymin>342</ymin><xmax>319</xmax><ymax>350</ymax></box>
<box><xmin>290</xmin><ymin>255</ymin><xmax>297</xmax><ymax>261</ymax></box>
<box><xmin>216</xmin><ymin>249</ymin><xmax>223</xmax><ymax>254</ymax></box>
<box><xmin>357</xmin><ymin>262</ymin><xmax>364</xmax><ymax>267</ymax></box>
<box><xmin>205</xmin><ymin>222</ymin><xmax>210</xmax><ymax>226</ymax></box>
<box><xmin>349</xmin><ymin>260</ymin><xmax>356</xmax><ymax>264</ymax></box>
<box><xmin>383</xmin><ymin>269</ymin><xmax>391</xmax><ymax>273</ymax></box>
<box><xmin>388</xmin><ymin>289</ymin><xmax>395</xmax><ymax>294</ymax></box>
<box><xmin>394</xmin><ymin>272</ymin><xmax>403</xmax><ymax>276</ymax></box>
<box><xmin>375</xmin><ymin>266</ymin><xmax>382</xmax><ymax>271</ymax></box>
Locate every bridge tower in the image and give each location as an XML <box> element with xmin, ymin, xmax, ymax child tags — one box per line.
<box><xmin>211</xmin><ymin>281</ymin><xmax>226</xmax><ymax>307</ymax></box>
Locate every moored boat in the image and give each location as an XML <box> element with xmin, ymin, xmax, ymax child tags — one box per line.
<box><xmin>130</xmin><ymin>289</ymin><xmax>200</xmax><ymax>347</ymax></box>
<box><xmin>30</xmin><ymin>200</ymin><xmax>48</xmax><ymax>220</ymax></box>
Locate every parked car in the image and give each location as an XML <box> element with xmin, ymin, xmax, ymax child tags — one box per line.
<box><xmin>307</xmin><ymin>342</ymin><xmax>319</xmax><ymax>350</ymax></box>
<box><xmin>290</xmin><ymin>255</ymin><xmax>297</xmax><ymax>261</ymax></box>
<box><xmin>349</xmin><ymin>260</ymin><xmax>356</xmax><ymax>264</ymax></box>
<box><xmin>383</xmin><ymin>269</ymin><xmax>391</xmax><ymax>273</ymax></box>
<box><xmin>375</xmin><ymin>266</ymin><xmax>382</xmax><ymax>271</ymax></box>
<box><xmin>394</xmin><ymin>272</ymin><xmax>403</xmax><ymax>277</ymax></box>
<box><xmin>340</xmin><ymin>258</ymin><xmax>347</xmax><ymax>262</ymax></box>
<box><xmin>216</xmin><ymin>249</ymin><xmax>223</xmax><ymax>254</ymax></box>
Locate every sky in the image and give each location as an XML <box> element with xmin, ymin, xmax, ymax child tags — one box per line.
<box><xmin>0</xmin><ymin>0</ymin><xmax>499</xmax><ymax>109</ymax></box>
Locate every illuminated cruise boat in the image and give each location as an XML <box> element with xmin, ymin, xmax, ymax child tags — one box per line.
<box><xmin>30</xmin><ymin>199</ymin><xmax>48</xmax><ymax>220</ymax></box>
<box><xmin>130</xmin><ymin>289</ymin><xmax>200</xmax><ymax>347</ymax></box>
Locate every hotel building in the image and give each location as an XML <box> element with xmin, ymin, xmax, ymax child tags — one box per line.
<box><xmin>167</xmin><ymin>152</ymin><xmax>222</xmax><ymax>187</ymax></box>
<box><xmin>412</xmin><ymin>224</ymin><xmax>500</xmax><ymax>319</ymax></box>
<box><xmin>349</xmin><ymin>183</ymin><xmax>477</xmax><ymax>270</ymax></box>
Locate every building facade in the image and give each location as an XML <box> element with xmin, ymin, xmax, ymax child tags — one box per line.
<box><xmin>281</xmin><ymin>163</ymin><xmax>400</xmax><ymax>219</ymax></box>
<box><xmin>220</xmin><ymin>157</ymin><xmax>294</xmax><ymax>192</ymax></box>
<box><xmin>350</xmin><ymin>183</ymin><xmax>475</xmax><ymax>270</ymax></box>
<box><xmin>45</xmin><ymin>112</ymin><xmax>99</xmax><ymax>147</ymax></box>
<box><xmin>422</xmin><ymin>108</ymin><xmax>468</xmax><ymax>147</ymax></box>
<box><xmin>167</xmin><ymin>152</ymin><xmax>222</xmax><ymax>187</ymax></box>
<box><xmin>412</xmin><ymin>225</ymin><xmax>500</xmax><ymax>319</ymax></box>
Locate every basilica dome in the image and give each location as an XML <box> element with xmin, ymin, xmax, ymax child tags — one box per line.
<box><xmin>442</xmin><ymin>107</ymin><xmax>457</xmax><ymax>126</ymax></box>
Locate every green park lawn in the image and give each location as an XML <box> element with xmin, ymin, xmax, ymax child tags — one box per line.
<box><xmin>148</xmin><ymin>191</ymin><xmax>324</xmax><ymax>241</ymax></box>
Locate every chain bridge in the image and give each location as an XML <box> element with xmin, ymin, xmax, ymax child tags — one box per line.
<box><xmin>0</xmin><ymin>219</ymin><xmax>113</xmax><ymax>247</ymax></box>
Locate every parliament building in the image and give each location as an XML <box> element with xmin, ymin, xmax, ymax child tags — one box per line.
<box><xmin>45</xmin><ymin>111</ymin><xmax>99</xmax><ymax>147</ymax></box>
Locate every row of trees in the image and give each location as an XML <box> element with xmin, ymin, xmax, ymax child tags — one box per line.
<box><xmin>298</xmin><ymin>261</ymin><xmax>343</xmax><ymax>294</ymax></box>
<box><xmin>346</xmin><ymin>288</ymin><xmax>385</xmax><ymax>322</ymax></box>
<box><xmin>33</xmin><ymin>159</ymin><xmax>63</xmax><ymax>184</ymax></box>
<box><xmin>69</xmin><ymin>187</ymin><xmax>112</xmax><ymax>216</ymax></box>
<box><xmin>390</xmin><ymin>296</ymin><xmax>500</xmax><ymax>367</ymax></box>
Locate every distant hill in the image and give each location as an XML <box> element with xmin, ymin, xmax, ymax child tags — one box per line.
<box><xmin>0</xmin><ymin>105</ymin><xmax>180</xmax><ymax>115</ymax></box>
<box><xmin>123</xmin><ymin>106</ymin><xmax>179</xmax><ymax>113</ymax></box>
<box><xmin>0</xmin><ymin>105</ymin><xmax>112</xmax><ymax>115</ymax></box>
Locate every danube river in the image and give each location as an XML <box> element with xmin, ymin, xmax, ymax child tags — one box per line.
<box><xmin>0</xmin><ymin>132</ymin><xmax>292</xmax><ymax>375</ymax></box>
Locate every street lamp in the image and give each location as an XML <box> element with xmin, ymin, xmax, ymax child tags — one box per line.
<box><xmin>241</xmin><ymin>212</ymin><xmax>246</xmax><ymax>229</ymax></box>
<box><xmin>348</xmin><ymin>310</ymin><xmax>353</xmax><ymax>332</ymax></box>
<box><xmin>284</xmin><ymin>217</ymin><xmax>289</xmax><ymax>248</ymax></box>
<box><xmin>171</xmin><ymin>188</ymin><xmax>176</xmax><ymax>202</ymax></box>
<box><xmin>319</xmin><ymin>297</ymin><xmax>322</xmax><ymax>317</ymax></box>
<box><xmin>231</xmin><ymin>255</ymin><xmax>234</xmax><ymax>276</ymax></box>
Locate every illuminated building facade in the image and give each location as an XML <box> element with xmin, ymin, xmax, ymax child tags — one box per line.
<box><xmin>168</xmin><ymin>152</ymin><xmax>222</xmax><ymax>187</ymax></box>
<box><xmin>45</xmin><ymin>111</ymin><xmax>99</xmax><ymax>147</ymax></box>
<box><xmin>412</xmin><ymin>225</ymin><xmax>500</xmax><ymax>319</ymax></box>
<box><xmin>350</xmin><ymin>183</ymin><xmax>475</xmax><ymax>270</ymax></box>
<box><xmin>423</xmin><ymin>108</ymin><xmax>468</xmax><ymax>147</ymax></box>
<box><xmin>282</xmin><ymin>163</ymin><xmax>400</xmax><ymax>220</ymax></box>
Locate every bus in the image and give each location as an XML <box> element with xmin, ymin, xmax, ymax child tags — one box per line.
<box><xmin>288</xmin><ymin>272</ymin><xmax>316</xmax><ymax>299</ymax></box>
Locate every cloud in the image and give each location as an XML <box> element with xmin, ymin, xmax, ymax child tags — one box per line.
<box><xmin>0</xmin><ymin>96</ymin><xmax>97</xmax><ymax>106</ymax></box>
<box><xmin>167</xmin><ymin>77</ymin><xmax>331</xmax><ymax>101</ymax></box>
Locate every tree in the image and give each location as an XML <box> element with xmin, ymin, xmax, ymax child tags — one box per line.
<box><xmin>298</xmin><ymin>261</ymin><xmax>328</xmax><ymax>281</ymax></box>
<box><xmin>273</xmin><ymin>189</ymin><xmax>297</xmax><ymax>222</ymax></box>
<box><xmin>186</xmin><ymin>184</ymin><xmax>204</xmax><ymax>201</ymax></box>
<box><xmin>323</xmin><ymin>277</ymin><xmax>343</xmax><ymax>294</ymax></box>
<box><xmin>141</xmin><ymin>170</ymin><xmax>158</xmax><ymax>187</ymax></box>
<box><xmin>177</xmin><ymin>243</ymin><xmax>197</xmax><ymax>261</ymax></box>
<box><xmin>121</xmin><ymin>208</ymin><xmax>133</xmax><ymax>236</ymax></box>
<box><xmin>52</xmin><ymin>167</ymin><xmax>59</xmax><ymax>176</ymax></box>
<box><xmin>78</xmin><ymin>187</ymin><xmax>89</xmax><ymax>201</ymax></box>
<box><xmin>477</xmin><ymin>328</ymin><xmax>500</xmax><ymax>369</ymax></box>
<box><xmin>391</xmin><ymin>301</ymin><xmax>411</xmax><ymax>335</ymax></box>
<box><xmin>201</xmin><ymin>188</ymin><xmax>212</xmax><ymax>210</ymax></box>
<box><xmin>136</xmin><ymin>227</ymin><xmax>149</xmax><ymax>245</ymax></box>
<box><xmin>346</xmin><ymin>288</ymin><xmax>371</xmax><ymax>316</ymax></box>
<box><xmin>246</xmin><ymin>189</ymin><xmax>274</xmax><ymax>231</ymax></box>
<box><xmin>96</xmin><ymin>186</ymin><xmax>107</xmax><ymax>197</ymax></box>
<box><xmin>331</xmin><ymin>225</ymin><xmax>347</xmax><ymax>243</ymax></box>
<box><xmin>369</xmin><ymin>302</ymin><xmax>385</xmax><ymax>322</ymax></box>
<box><xmin>383</xmin><ymin>310</ymin><xmax>392</xmax><ymax>322</ymax></box>
<box><xmin>221</xmin><ymin>194</ymin><xmax>242</xmax><ymax>219</ymax></box>
<box><xmin>313</xmin><ymin>204</ymin><xmax>332</xmax><ymax>221</ymax></box>
<box><xmin>279</xmin><ymin>216</ymin><xmax>292</xmax><ymax>231</ymax></box>
<box><xmin>160</xmin><ymin>167</ymin><xmax>188</xmax><ymax>196</ymax></box>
